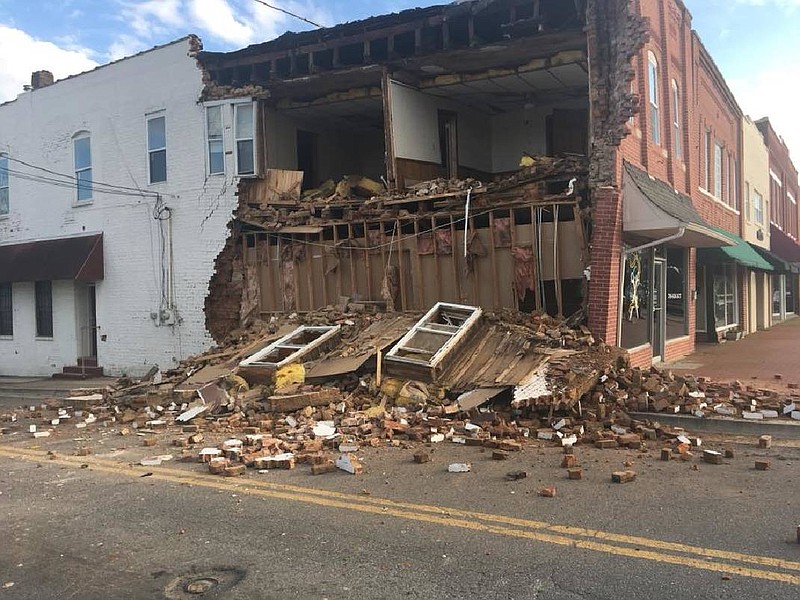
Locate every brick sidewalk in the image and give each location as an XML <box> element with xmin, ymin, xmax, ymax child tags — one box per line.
<box><xmin>665</xmin><ymin>316</ymin><xmax>800</xmax><ymax>389</ymax></box>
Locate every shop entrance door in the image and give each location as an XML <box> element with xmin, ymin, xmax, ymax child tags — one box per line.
<box><xmin>652</xmin><ymin>259</ymin><xmax>666</xmax><ymax>362</ymax></box>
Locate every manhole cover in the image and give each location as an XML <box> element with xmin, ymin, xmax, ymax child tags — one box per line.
<box><xmin>185</xmin><ymin>578</ymin><xmax>218</xmax><ymax>594</ymax></box>
<box><xmin>164</xmin><ymin>567</ymin><xmax>245</xmax><ymax>599</ymax></box>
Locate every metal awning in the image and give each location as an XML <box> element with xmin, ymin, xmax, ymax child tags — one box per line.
<box><xmin>751</xmin><ymin>243</ymin><xmax>800</xmax><ymax>274</ymax></box>
<box><xmin>770</xmin><ymin>224</ymin><xmax>800</xmax><ymax>264</ymax></box>
<box><xmin>698</xmin><ymin>227</ymin><xmax>773</xmax><ymax>271</ymax></box>
<box><xmin>622</xmin><ymin>163</ymin><xmax>732</xmax><ymax>248</ymax></box>
<box><xmin>0</xmin><ymin>233</ymin><xmax>104</xmax><ymax>283</ymax></box>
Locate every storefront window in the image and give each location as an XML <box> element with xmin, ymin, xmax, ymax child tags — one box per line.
<box><xmin>621</xmin><ymin>249</ymin><xmax>652</xmax><ymax>349</ymax></box>
<box><xmin>713</xmin><ymin>264</ymin><xmax>737</xmax><ymax>329</ymax></box>
<box><xmin>786</xmin><ymin>274</ymin><xmax>795</xmax><ymax>314</ymax></box>
<box><xmin>666</xmin><ymin>248</ymin><xmax>687</xmax><ymax>339</ymax></box>
<box><xmin>772</xmin><ymin>274</ymin><xmax>783</xmax><ymax>317</ymax></box>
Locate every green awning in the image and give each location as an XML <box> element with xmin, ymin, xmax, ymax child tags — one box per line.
<box><xmin>698</xmin><ymin>226</ymin><xmax>773</xmax><ymax>271</ymax></box>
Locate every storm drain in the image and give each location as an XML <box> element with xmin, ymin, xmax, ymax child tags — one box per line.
<box><xmin>164</xmin><ymin>567</ymin><xmax>245</xmax><ymax>599</ymax></box>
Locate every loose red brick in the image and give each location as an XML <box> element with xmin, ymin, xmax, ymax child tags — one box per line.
<box><xmin>703</xmin><ymin>450</ymin><xmax>723</xmax><ymax>465</ymax></box>
<box><xmin>724</xmin><ymin>448</ymin><xmax>735</xmax><ymax>459</ymax></box>
<box><xmin>188</xmin><ymin>433</ymin><xmax>204</xmax><ymax>445</ymax></box>
<box><xmin>758</xmin><ymin>435</ymin><xmax>772</xmax><ymax>449</ymax></box>
<box><xmin>142</xmin><ymin>437</ymin><xmax>156</xmax><ymax>447</ymax></box>
<box><xmin>181</xmin><ymin>425</ymin><xmax>199</xmax><ymax>433</ymax></box>
<box><xmin>567</xmin><ymin>468</ymin><xmax>583</xmax><ymax>480</ymax></box>
<box><xmin>755</xmin><ymin>460</ymin><xmax>771</xmax><ymax>471</ymax></box>
<box><xmin>208</xmin><ymin>457</ymin><xmax>228</xmax><ymax>475</ymax></box>
<box><xmin>311</xmin><ymin>461</ymin><xmax>336</xmax><ymax>475</ymax></box>
<box><xmin>595</xmin><ymin>439</ymin><xmax>618</xmax><ymax>449</ymax></box>
<box><xmin>561</xmin><ymin>455</ymin><xmax>577</xmax><ymax>468</ymax></box>
<box><xmin>76</xmin><ymin>447</ymin><xmax>92</xmax><ymax>456</ymax></box>
<box><xmin>660</xmin><ymin>448</ymin><xmax>671</xmax><ymax>461</ymax></box>
<box><xmin>492</xmin><ymin>450</ymin><xmax>509</xmax><ymax>461</ymax></box>
<box><xmin>413</xmin><ymin>450</ymin><xmax>431</xmax><ymax>464</ymax></box>
<box><xmin>538</xmin><ymin>487</ymin><xmax>557</xmax><ymax>498</ymax></box>
<box><xmin>223</xmin><ymin>464</ymin><xmax>246</xmax><ymax>477</ymax></box>
<box><xmin>499</xmin><ymin>440</ymin><xmax>522</xmax><ymax>452</ymax></box>
<box><xmin>611</xmin><ymin>470</ymin><xmax>636</xmax><ymax>484</ymax></box>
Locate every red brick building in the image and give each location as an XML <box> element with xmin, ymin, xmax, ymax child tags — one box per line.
<box><xmin>753</xmin><ymin>118</ymin><xmax>800</xmax><ymax>323</ymax></box>
<box><xmin>589</xmin><ymin>0</ymin><xmax>775</xmax><ymax>367</ymax></box>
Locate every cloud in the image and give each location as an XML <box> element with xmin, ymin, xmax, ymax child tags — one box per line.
<box><xmin>188</xmin><ymin>0</ymin><xmax>254</xmax><ymax>45</ymax></box>
<box><xmin>729</xmin><ymin>69</ymin><xmax>800</xmax><ymax>164</ymax></box>
<box><xmin>120</xmin><ymin>0</ymin><xmax>184</xmax><ymax>37</ymax></box>
<box><xmin>0</xmin><ymin>25</ymin><xmax>98</xmax><ymax>103</ymax></box>
<box><xmin>108</xmin><ymin>33</ymin><xmax>150</xmax><ymax>61</ymax></box>
<box><xmin>735</xmin><ymin>0</ymin><xmax>800</xmax><ymax>9</ymax></box>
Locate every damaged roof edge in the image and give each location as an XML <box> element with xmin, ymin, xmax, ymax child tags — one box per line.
<box><xmin>198</xmin><ymin>2</ymin><xmax>466</xmax><ymax>63</ymax></box>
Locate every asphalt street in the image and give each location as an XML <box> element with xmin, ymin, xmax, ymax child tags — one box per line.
<box><xmin>1</xmin><ymin>429</ymin><xmax>798</xmax><ymax>599</ymax></box>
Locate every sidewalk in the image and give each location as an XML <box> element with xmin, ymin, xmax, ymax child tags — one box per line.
<box><xmin>664</xmin><ymin>316</ymin><xmax>800</xmax><ymax>389</ymax></box>
<box><xmin>0</xmin><ymin>376</ymin><xmax>115</xmax><ymax>408</ymax></box>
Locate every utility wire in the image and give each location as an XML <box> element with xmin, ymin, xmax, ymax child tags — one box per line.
<box><xmin>251</xmin><ymin>0</ymin><xmax>322</xmax><ymax>28</ymax></box>
<box><xmin>4</xmin><ymin>155</ymin><xmax>164</xmax><ymax>197</ymax></box>
<box><xmin>3</xmin><ymin>166</ymin><xmax>157</xmax><ymax>199</ymax></box>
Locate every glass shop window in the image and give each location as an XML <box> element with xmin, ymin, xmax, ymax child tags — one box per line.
<box><xmin>621</xmin><ymin>249</ymin><xmax>652</xmax><ymax>349</ymax></box>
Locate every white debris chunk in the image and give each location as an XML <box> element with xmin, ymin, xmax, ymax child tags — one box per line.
<box><xmin>448</xmin><ymin>463</ymin><xmax>471</xmax><ymax>473</ymax></box>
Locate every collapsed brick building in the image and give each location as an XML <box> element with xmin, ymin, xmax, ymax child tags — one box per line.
<box><xmin>199</xmin><ymin>0</ymin><xmax>799</xmax><ymax>369</ymax></box>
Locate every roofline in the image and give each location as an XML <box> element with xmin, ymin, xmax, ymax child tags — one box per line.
<box><xmin>0</xmin><ymin>35</ymin><xmax>200</xmax><ymax>108</ymax></box>
<box><xmin>692</xmin><ymin>30</ymin><xmax>742</xmax><ymax>118</ymax></box>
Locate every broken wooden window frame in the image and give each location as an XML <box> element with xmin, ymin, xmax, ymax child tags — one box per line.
<box><xmin>385</xmin><ymin>302</ymin><xmax>482</xmax><ymax>371</ymax></box>
<box><xmin>238</xmin><ymin>324</ymin><xmax>341</xmax><ymax>370</ymax></box>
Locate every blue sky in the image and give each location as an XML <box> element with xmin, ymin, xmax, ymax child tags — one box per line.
<box><xmin>1</xmin><ymin>0</ymin><xmax>798</xmax><ymax>158</ymax></box>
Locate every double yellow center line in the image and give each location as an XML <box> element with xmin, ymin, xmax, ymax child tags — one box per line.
<box><xmin>2</xmin><ymin>445</ymin><xmax>799</xmax><ymax>585</ymax></box>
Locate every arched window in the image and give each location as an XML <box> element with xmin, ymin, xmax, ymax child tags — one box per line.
<box><xmin>73</xmin><ymin>131</ymin><xmax>92</xmax><ymax>203</ymax></box>
<box><xmin>647</xmin><ymin>51</ymin><xmax>661</xmax><ymax>145</ymax></box>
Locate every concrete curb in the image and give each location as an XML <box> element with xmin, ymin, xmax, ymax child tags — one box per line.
<box><xmin>629</xmin><ymin>411</ymin><xmax>800</xmax><ymax>440</ymax></box>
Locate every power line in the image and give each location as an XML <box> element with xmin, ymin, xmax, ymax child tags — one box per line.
<box><xmin>251</xmin><ymin>0</ymin><xmax>322</xmax><ymax>28</ymax></box>
<box><xmin>4</xmin><ymin>155</ymin><xmax>162</xmax><ymax>197</ymax></box>
<box><xmin>3</xmin><ymin>166</ymin><xmax>155</xmax><ymax>199</ymax></box>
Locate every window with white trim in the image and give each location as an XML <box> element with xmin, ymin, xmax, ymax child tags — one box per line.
<box><xmin>704</xmin><ymin>129</ymin><xmax>711</xmax><ymax>190</ymax></box>
<box><xmin>714</xmin><ymin>142</ymin><xmax>723</xmax><ymax>199</ymax></box>
<box><xmin>234</xmin><ymin>103</ymin><xmax>255</xmax><ymax>176</ymax></box>
<box><xmin>647</xmin><ymin>52</ymin><xmax>660</xmax><ymax>145</ymax></box>
<box><xmin>206</xmin><ymin>105</ymin><xmax>224</xmax><ymax>175</ymax></box>
<box><xmin>671</xmin><ymin>80</ymin><xmax>681</xmax><ymax>159</ymax></box>
<box><xmin>0</xmin><ymin>153</ymin><xmax>8</xmax><ymax>215</ymax></box>
<box><xmin>73</xmin><ymin>133</ymin><xmax>92</xmax><ymax>203</ymax></box>
<box><xmin>753</xmin><ymin>189</ymin><xmax>764</xmax><ymax>225</ymax></box>
<box><xmin>147</xmin><ymin>114</ymin><xmax>167</xmax><ymax>183</ymax></box>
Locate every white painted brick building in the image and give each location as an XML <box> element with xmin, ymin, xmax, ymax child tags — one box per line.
<box><xmin>0</xmin><ymin>37</ymin><xmax>250</xmax><ymax>377</ymax></box>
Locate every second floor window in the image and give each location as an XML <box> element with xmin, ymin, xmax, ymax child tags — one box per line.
<box><xmin>671</xmin><ymin>80</ymin><xmax>681</xmax><ymax>159</ymax></box>
<box><xmin>648</xmin><ymin>52</ymin><xmax>660</xmax><ymax>145</ymax></box>
<box><xmin>753</xmin><ymin>189</ymin><xmax>764</xmax><ymax>225</ymax></box>
<box><xmin>234</xmin><ymin>103</ymin><xmax>255</xmax><ymax>176</ymax></box>
<box><xmin>147</xmin><ymin>115</ymin><xmax>167</xmax><ymax>183</ymax></box>
<box><xmin>73</xmin><ymin>133</ymin><xmax>92</xmax><ymax>203</ymax></box>
<box><xmin>0</xmin><ymin>153</ymin><xmax>8</xmax><ymax>215</ymax></box>
<box><xmin>714</xmin><ymin>142</ymin><xmax>723</xmax><ymax>199</ymax></box>
<box><xmin>206</xmin><ymin>106</ymin><xmax>224</xmax><ymax>175</ymax></box>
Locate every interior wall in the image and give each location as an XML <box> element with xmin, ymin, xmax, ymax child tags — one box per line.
<box><xmin>490</xmin><ymin>99</ymin><xmax>588</xmax><ymax>172</ymax></box>
<box><xmin>389</xmin><ymin>81</ymin><xmax>492</xmax><ymax>174</ymax></box>
<box><xmin>264</xmin><ymin>106</ymin><xmax>386</xmax><ymax>186</ymax></box>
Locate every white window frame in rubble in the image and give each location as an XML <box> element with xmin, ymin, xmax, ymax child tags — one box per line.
<box><xmin>239</xmin><ymin>325</ymin><xmax>341</xmax><ymax>369</ymax></box>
